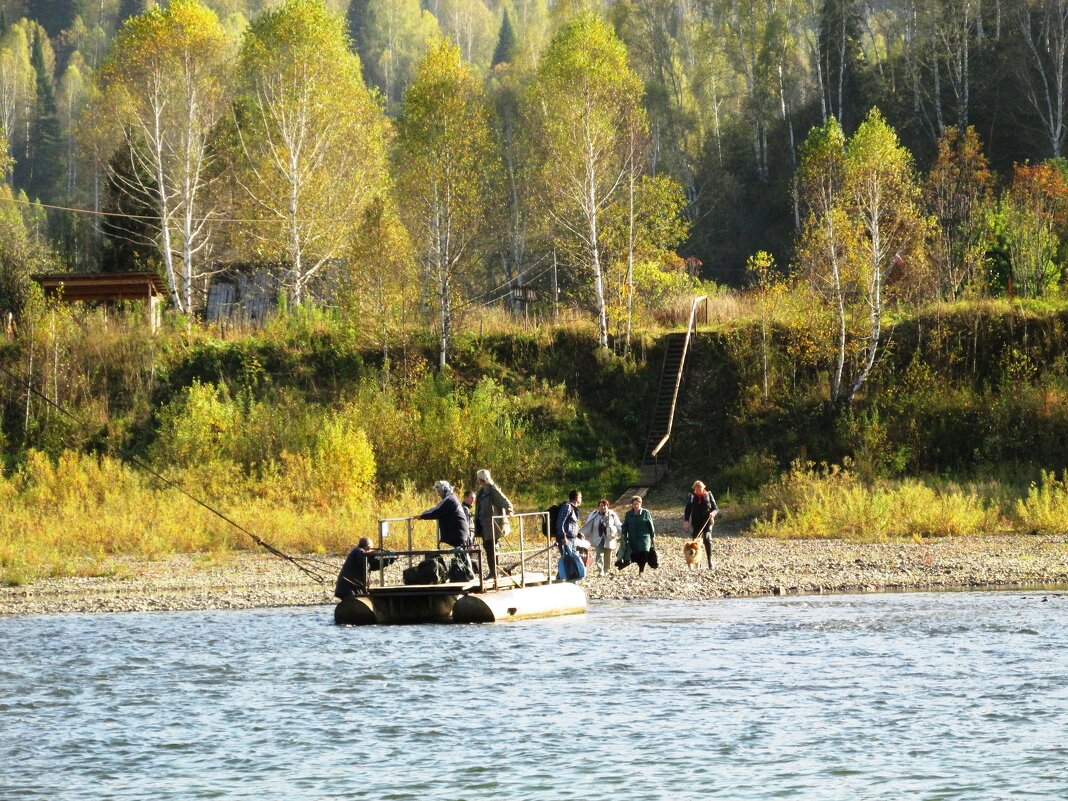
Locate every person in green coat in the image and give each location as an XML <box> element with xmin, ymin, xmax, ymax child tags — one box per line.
<box><xmin>621</xmin><ymin>495</ymin><xmax>655</xmax><ymax>574</ymax></box>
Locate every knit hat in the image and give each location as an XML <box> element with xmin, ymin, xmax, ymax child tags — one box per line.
<box><xmin>476</xmin><ymin>469</ymin><xmax>492</xmax><ymax>483</ymax></box>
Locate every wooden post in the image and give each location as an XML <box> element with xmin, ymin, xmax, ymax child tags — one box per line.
<box><xmin>552</xmin><ymin>249</ymin><xmax>559</xmax><ymax>324</ymax></box>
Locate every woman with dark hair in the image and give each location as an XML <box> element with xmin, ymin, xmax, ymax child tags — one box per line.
<box><xmin>621</xmin><ymin>495</ymin><xmax>655</xmax><ymax>575</ymax></box>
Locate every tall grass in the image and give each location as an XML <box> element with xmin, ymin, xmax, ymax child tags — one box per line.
<box><xmin>752</xmin><ymin>461</ymin><xmax>1001</xmax><ymax>541</ymax></box>
<box><xmin>0</xmin><ymin>449</ymin><xmax>446</xmax><ymax>585</ymax></box>
<box><xmin>1015</xmin><ymin>470</ymin><xmax>1068</xmax><ymax>534</ymax></box>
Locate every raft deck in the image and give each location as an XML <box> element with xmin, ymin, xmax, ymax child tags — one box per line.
<box><xmin>334</xmin><ymin>513</ymin><xmax>588</xmax><ymax>625</ymax></box>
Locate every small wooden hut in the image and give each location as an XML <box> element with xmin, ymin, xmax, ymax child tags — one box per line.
<box><xmin>32</xmin><ymin>272</ymin><xmax>166</xmax><ymax>331</ymax></box>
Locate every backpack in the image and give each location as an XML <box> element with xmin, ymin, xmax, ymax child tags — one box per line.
<box><xmin>447</xmin><ymin>552</ymin><xmax>476</xmax><ymax>582</ymax></box>
<box><xmin>543</xmin><ymin>503</ymin><xmax>563</xmax><ymax>539</ymax></box>
<box><xmin>402</xmin><ymin>556</ymin><xmax>447</xmax><ymax>585</ymax></box>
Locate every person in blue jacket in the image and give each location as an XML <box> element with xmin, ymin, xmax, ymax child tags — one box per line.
<box><xmin>555</xmin><ymin>489</ymin><xmax>582</xmax><ymax>547</ymax></box>
<box><xmin>417</xmin><ymin>480</ymin><xmax>471</xmax><ymax>548</ymax></box>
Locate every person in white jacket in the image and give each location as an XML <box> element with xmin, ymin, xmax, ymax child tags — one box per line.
<box><xmin>579</xmin><ymin>498</ymin><xmax>622</xmax><ymax>576</ymax></box>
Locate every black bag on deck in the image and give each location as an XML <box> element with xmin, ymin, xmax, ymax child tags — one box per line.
<box><xmin>403</xmin><ymin>556</ymin><xmax>447</xmax><ymax>585</ymax></box>
<box><xmin>367</xmin><ymin>552</ymin><xmax>398</xmax><ymax>571</ymax></box>
<box><xmin>447</xmin><ymin>552</ymin><xmax>476</xmax><ymax>582</ymax></box>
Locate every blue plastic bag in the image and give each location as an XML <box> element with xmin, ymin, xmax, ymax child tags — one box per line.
<box><xmin>557</xmin><ymin>543</ymin><xmax>586</xmax><ymax>582</ymax></box>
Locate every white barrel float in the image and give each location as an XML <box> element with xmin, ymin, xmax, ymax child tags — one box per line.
<box><xmin>333</xmin><ymin>596</ymin><xmax>377</xmax><ymax>625</ymax></box>
<box><xmin>452</xmin><ymin>582</ymin><xmax>587</xmax><ymax>624</ymax></box>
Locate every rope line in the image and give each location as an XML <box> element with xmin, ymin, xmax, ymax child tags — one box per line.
<box><xmin>1</xmin><ymin>194</ymin><xmax>319</xmax><ymax>225</ymax></box>
<box><xmin>0</xmin><ymin>360</ymin><xmax>327</xmax><ymax>585</ymax></box>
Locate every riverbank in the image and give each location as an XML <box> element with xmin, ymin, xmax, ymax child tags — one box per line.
<box><xmin>4</xmin><ymin>530</ymin><xmax>1067</xmax><ymax>616</ymax></box>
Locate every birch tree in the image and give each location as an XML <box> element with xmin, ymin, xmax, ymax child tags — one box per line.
<box><xmin>796</xmin><ymin>117</ymin><xmax>857</xmax><ymax>405</ymax></box>
<box><xmin>234</xmin><ymin>0</ymin><xmax>389</xmax><ymax>305</ymax></box>
<box><xmin>525</xmin><ymin>12</ymin><xmax>645</xmax><ymax>348</ymax></box>
<box><xmin>796</xmin><ymin>111</ymin><xmax>925</xmax><ymax>407</ymax></box>
<box><xmin>1016</xmin><ymin>0</ymin><xmax>1068</xmax><ymax>157</ymax></box>
<box><xmin>395</xmin><ymin>39</ymin><xmax>495</xmax><ymax>368</ymax></box>
<box><xmin>842</xmin><ymin>109</ymin><xmax>927</xmax><ymax>403</ymax></box>
<box><xmin>95</xmin><ymin>0</ymin><xmax>232</xmax><ymax>314</ymax></box>
<box><xmin>0</xmin><ymin>25</ymin><xmax>34</xmax><ymax>173</ymax></box>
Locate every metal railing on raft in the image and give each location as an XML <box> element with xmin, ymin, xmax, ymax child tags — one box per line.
<box><xmin>373</xmin><ymin>516</ymin><xmax>482</xmax><ymax>589</ymax></box>
<box><xmin>373</xmin><ymin>513</ymin><xmax>556</xmax><ymax>591</ymax></box>
<box><xmin>490</xmin><ymin>510</ymin><xmax>559</xmax><ymax>589</ymax></box>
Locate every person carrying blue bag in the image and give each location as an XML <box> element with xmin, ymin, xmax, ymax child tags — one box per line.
<box><xmin>557</xmin><ymin>542</ymin><xmax>586</xmax><ymax>582</ymax></box>
<box><xmin>554</xmin><ymin>489</ymin><xmax>582</xmax><ymax>546</ymax></box>
<box><xmin>554</xmin><ymin>489</ymin><xmax>586</xmax><ymax>581</ymax></box>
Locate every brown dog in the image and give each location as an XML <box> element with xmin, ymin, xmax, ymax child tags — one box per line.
<box><xmin>682</xmin><ymin>539</ymin><xmax>700</xmax><ymax>571</ymax></box>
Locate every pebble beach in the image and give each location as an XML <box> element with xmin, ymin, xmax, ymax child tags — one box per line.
<box><xmin>4</xmin><ymin>523</ymin><xmax>1068</xmax><ymax>617</ymax></box>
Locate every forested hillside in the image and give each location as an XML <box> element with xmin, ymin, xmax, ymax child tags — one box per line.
<box><xmin>4</xmin><ymin>0</ymin><xmax>1068</xmax><ymax>343</ymax></box>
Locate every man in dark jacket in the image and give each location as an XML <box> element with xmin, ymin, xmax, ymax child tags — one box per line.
<box><xmin>555</xmin><ymin>489</ymin><xmax>582</xmax><ymax>547</ymax></box>
<box><xmin>334</xmin><ymin>537</ymin><xmax>375</xmax><ymax>600</ymax></box>
<box><xmin>418</xmin><ymin>480</ymin><xmax>471</xmax><ymax>548</ymax></box>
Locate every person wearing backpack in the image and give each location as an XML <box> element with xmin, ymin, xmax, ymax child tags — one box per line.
<box><xmin>684</xmin><ymin>480</ymin><xmax>719</xmax><ymax>569</ymax></box>
<box><xmin>554</xmin><ymin>490</ymin><xmax>582</xmax><ymax>547</ymax></box>
<box><xmin>579</xmin><ymin>498</ymin><xmax>622</xmax><ymax>576</ymax></box>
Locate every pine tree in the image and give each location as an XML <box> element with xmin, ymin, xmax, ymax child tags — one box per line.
<box><xmin>27</xmin><ymin>0</ymin><xmax>81</xmax><ymax>36</ymax></box>
<box><xmin>491</xmin><ymin>11</ymin><xmax>515</xmax><ymax>66</ymax></box>
<box><xmin>12</xmin><ymin>24</ymin><xmax>61</xmax><ymax>201</ymax></box>
<box><xmin>346</xmin><ymin>0</ymin><xmax>372</xmax><ymax>72</ymax></box>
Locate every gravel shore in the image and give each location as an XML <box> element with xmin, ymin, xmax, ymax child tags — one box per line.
<box><xmin>4</xmin><ymin>528</ymin><xmax>1068</xmax><ymax>617</ymax></box>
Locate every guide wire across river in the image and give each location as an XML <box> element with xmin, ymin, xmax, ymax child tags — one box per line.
<box><xmin>0</xmin><ymin>360</ymin><xmax>330</xmax><ymax>584</ymax></box>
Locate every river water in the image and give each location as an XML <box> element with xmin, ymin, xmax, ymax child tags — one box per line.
<box><xmin>2</xmin><ymin>591</ymin><xmax>1067</xmax><ymax>800</ymax></box>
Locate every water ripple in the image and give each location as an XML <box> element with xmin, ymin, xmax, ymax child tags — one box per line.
<box><xmin>2</xmin><ymin>592</ymin><xmax>1068</xmax><ymax>799</ymax></box>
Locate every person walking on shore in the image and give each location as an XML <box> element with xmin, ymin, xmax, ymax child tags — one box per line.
<box><xmin>622</xmin><ymin>495</ymin><xmax>655</xmax><ymax>575</ymax></box>
<box><xmin>555</xmin><ymin>490</ymin><xmax>582</xmax><ymax>547</ymax></box>
<box><xmin>475</xmin><ymin>469</ymin><xmax>513</xmax><ymax>578</ymax></box>
<box><xmin>684</xmin><ymin>480</ymin><xmax>718</xmax><ymax>569</ymax></box>
<box><xmin>579</xmin><ymin>498</ymin><xmax>622</xmax><ymax>576</ymax></box>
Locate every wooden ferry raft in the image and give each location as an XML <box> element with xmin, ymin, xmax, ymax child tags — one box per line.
<box><xmin>334</xmin><ymin>512</ymin><xmax>588</xmax><ymax>626</ymax></box>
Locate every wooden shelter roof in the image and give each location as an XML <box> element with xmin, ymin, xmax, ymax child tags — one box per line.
<box><xmin>32</xmin><ymin>272</ymin><xmax>166</xmax><ymax>302</ymax></box>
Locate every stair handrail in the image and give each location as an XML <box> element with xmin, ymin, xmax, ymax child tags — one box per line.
<box><xmin>650</xmin><ymin>295</ymin><xmax>707</xmax><ymax>460</ymax></box>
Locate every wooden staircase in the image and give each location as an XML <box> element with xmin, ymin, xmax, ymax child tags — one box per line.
<box><xmin>638</xmin><ymin>332</ymin><xmax>687</xmax><ymax>484</ymax></box>
<box><xmin>618</xmin><ymin>297</ymin><xmax>707</xmax><ymax>503</ymax></box>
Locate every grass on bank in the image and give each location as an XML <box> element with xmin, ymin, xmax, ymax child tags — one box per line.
<box><xmin>750</xmin><ymin>461</ymin><xmax>1068</xmax><ymax>541</ymax></box>
<box><xmin>0</xmin><ymin>450</ymin><xmax>451</xmax><ymax>586</ymax></box>
<box><xmin>8</xmin><ymin>452</ymin><xmax>1068</xmax><ymax>586</ymax></box>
